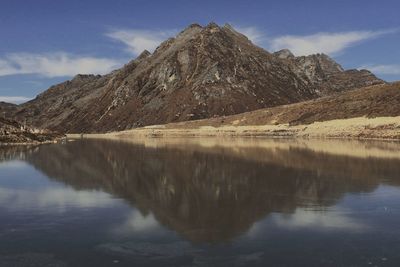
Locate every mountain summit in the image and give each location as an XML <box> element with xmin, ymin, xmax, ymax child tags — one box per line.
<box><xmin>15</xmin><ymin>23</ymin><xmax>384</xmax><ymax>133</ymax></box>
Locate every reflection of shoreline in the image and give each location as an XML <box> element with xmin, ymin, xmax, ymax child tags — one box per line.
<box><xmin>64</xmin><ymin>137</ymin><xmax>400</xmax><ymax>186</ymax></box>
<box><xmin>1</xmin><ymin>139</ymin><xmax>400</xmax><ymax>243</ymax></box>
<box><xmin>68</xmin><ymin>115</ymin><xmax>400</xmax><ymax>140</ymax></box>
<box><xmin>67</xmin><ymin>136</ymin><xmax>400</xmax><ymax>160</ymax></box>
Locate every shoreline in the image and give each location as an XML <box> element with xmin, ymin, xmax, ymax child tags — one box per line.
<box><xmin>67</xmin><ymin>116</ymin><xmax>400</xmax><ymax>141</ymax></box>
<box><xmin>0</xmin><ymin>139</ymin><xmax>62</xmax><ymax>146</ymax></box>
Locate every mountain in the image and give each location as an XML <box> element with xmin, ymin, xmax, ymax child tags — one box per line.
<box><xmin>15</xmin><ymin>23</ymin><xmax>384</xmax><ymax>133</ymax></box>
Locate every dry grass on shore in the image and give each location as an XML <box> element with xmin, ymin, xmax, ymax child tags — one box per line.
<box><xmin>68</xmin><ymin>116</ymin><xmax>400</xmax><ymax>141</ymax></box>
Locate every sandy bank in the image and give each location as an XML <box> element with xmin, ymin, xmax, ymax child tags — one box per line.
<box><xmin>68</xmin><ymin>116</ymin><xmax>400</xmax><ymax>140</ymax></box>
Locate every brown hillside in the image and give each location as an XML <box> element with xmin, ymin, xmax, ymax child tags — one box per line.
<box><xmin>163</xmin><ymin>82</ymin><xmax>400</xmax><ymax>128</ymax></box>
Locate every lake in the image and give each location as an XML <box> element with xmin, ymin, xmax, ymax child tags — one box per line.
<box><xmin>0</xmin><ymin>138</ymin><xmax>400</xmax><ymax>266</ymax></box>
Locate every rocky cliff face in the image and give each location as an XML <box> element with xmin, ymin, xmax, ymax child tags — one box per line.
<box><xmin>273</xmin><ymin>50</ymin><xmax>383</xmax><ymax>95</ymax></box>
<box><xmin>15</xmin><ymin>23</ymin><xmax>384</xmax><ymax>133</ymax></box>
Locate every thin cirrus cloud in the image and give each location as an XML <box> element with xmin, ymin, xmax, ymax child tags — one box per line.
<box><xmin>0</xmin><ymin>96</ymin><xmax>32</xmax><ymax>104</ymax></box>
<box><xmin>268</xmin><ymin>29</ymin><xmax>396</xmax><ymax>56</ymax></box>
<box><xmin>106</xmin><ymin>29</ymin><xmax>176</xmax><ymax>55</ymax></box>
<box><xmin>359</xmin><ymin>64</ymin><xmax>400</xmax><ymax>75</ymax></box>
<box><xmin>0</xmin><ymin>52</ymin><xmax>121</xmax><ymax>78</ymax></box>
<box><xmin>0</xmin><ymin>26</ymin><xmax>396</xmax><ymax>80</ymax></box>
<box><xmin>104</xmin><ymin>25</ymin><xmax>396</xmax><ymax>58</ymax></box>
<box><xmin>232</xmin><ymin>26</ymin><xmax>265</xmax><ymax>45</ymax></box>
<box><xmin>209</xmin><ymin>25</ymin><xmax>395</xmax><ymax>57</ymax></box>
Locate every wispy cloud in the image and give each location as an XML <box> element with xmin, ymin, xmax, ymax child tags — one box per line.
<box><xmin>247</xmin><ymin>208</ymin><xmax>368</xmax><ymax>238</ymax></box>
<box><xmin>359</xmin><ymin>64</ymin><xmax>400</xmax><ymax>75</ymax></box>
<box><xmin>106</xmin><ymin>29</ymin><xmax>176</xmax><ymax>55</ymax></box>
<box><xmin>0</xmin><ymin>96</ymin><xmax>32</xmax><ymax>104</ymax></box>
<box><xmin>233</xmin><ymin>26</ymin><xmax>265</xmax><ymax>45</ymax></box>
<box><xmin>232</xmin><ymin>25</ymin><xmax>395</xmax><ymax>56</ymax></box>
<box><xmin>111</xmin><ymin>210</ymin><xmax>160</xmax><ymax>237</ymax></box>
<box><xmin>269</xmin><ymin>29</ymin><xmax>396</xmax><ymax>56</ymax></box>
<box><xmin>271</xmin><ymin>208</ymin><xmax>368</xmax><ymax>231</ymax></box>
<box><xmin>0</xmin><ymin>52</ymin><xmax>121</xmax><ymax>78</ymax></box>
<box><xmin>0</xmin><ymin>186</ymin><xmax>115</xmax><ymax>213</ymax></box>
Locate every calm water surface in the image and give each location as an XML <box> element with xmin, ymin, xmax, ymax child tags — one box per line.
<box><xmin>0</xmin><ymin>138</ymin><xmax>400</xmax><ymax>266</ymax></box>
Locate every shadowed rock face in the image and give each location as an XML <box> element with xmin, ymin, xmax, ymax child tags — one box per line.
<box><xmin>2</xmin><ymin>139</ymin><xmax>399</xmax><ymax>243</ymax></box>
<box><xmin>13</xmin><ymin>23</ymin><xmax>383</xmax><ymax>133</ymax></box>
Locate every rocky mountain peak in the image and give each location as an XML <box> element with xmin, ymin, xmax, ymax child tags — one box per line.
<box><xmin>176</xmin><ymin>23</ymin><xmax>203</xmax><ymax>37</ymax></box>
<box><xmin>206</xmin><ymin>22</ymin><xmax>220</xmax><ymax>29</ymax></box>
<box><xmin>136</xmin><ymin>49</ymin><xmax>151</xmax><ymax>60</ymax></box>
<box><xmin>273</xmin><ymin>49</ymin><xmax>295</xmax><ymax>59</ymax></box>
<box><xmin>223</xmin><ymin>23</ymin><xmax>234</xmax><ymax>30</ymax></box>
<box><xmin>14</xmin><ymin>22</ymin><xmax>385</xmax><ymax>133</ymax></box>
<box><xmin>71</xmin><ymin>74</ymin><xmax>101</xmax><ymax>82</ymax></box>
<box><xmin>286</xmin><ymin>52</ymin><xmax>383</xmax><ymax>95</ymax></box>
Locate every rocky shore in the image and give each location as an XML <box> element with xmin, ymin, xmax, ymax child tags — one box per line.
<box><xmin>0</xmin><ymin>117</ymin><xmax>63</xmax><ymax>145</ymax></box>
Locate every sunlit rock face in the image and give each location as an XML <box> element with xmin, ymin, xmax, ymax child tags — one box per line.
<box><xmin>3</xmin><ymin>139</ymin><xmax>400</xmax><ymax>243</ymax></box>
<box><xmin>13</xmin><ymin>23</ymin><xmax>383</xmax><ymax>133</ymax></box>
<box><xmin>274</xmin><ymin>50</ymin><xmax>383</xmax><ymax>95</ymax></box>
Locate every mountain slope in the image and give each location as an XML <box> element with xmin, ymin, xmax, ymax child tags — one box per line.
<box><xmin>108</xmin><ymin>83</ymin><xmax>400</xmax><ymax>140</ymax></box>
<box><xmin>15</xmin><ymin>23</ymin><xmax>384</xmax><ymax>133</ymax></box>
<box><xmin>155</xmin><ymin>82</ymin><xmax>400</xmax><ymax>128</ymax></box>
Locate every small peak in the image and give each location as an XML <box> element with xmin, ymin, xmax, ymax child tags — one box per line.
<box><xmin>137</xmin><ymin>50</ymin><xmax>151</xmax><ymax>60</ymax></box>
<box><xmin>72</xmin><ymin>74</ymin><xmax>97</xmax><ymax>81</ymax></box>
<box><xmin>223</xmin><ymin>23</ymin><xmax>239</xmax><ymax>34</ymax></box>
<box><xmin>176</xmin><ymin>23</ymin><xmax>203</xmax><ymax>38</ymax></box>
<box><xmin>306</xmin><ymin>53</ymin><xmax>344</xmax><ymax>72</ymax></box>
<box><xmin>206</xmin><ymin>22</ymin><xmax>220</xmax><ymax>29</ymax></box>
<box><xmin>274</xmin><ymin>49</ymin><xmax>295</xmax><ymax>59</ymax></box>
<box><xmin>223</xmin><ymin>23</ymin><xmax>233</xmax><ymax>29</ymax></box>
<box><xmin>180</xmin><ymin>23</ymin><xmax>203</xmax><ymax>34</ymax></box>
<box><xmin>187</xmin><ymin>23</ymin><xmax>203</xmax><ymax>29</ymax></box>
<box><xmin>317</xmin><ymin>53</ymin><xmax>331</xmax><ymax>59</ymax></box>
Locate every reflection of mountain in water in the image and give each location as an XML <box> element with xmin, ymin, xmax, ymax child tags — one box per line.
<box><xmin>2</xmin><ymin>139</ymin><xmax>400</xmax><ymax>243</ymax></box>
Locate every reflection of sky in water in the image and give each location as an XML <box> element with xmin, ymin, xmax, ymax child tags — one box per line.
<box><xmin>0</xmin><ymin>160</ymin><xmax>116</xmax><ymax>212</ymax></box>
<box><xmin>247</xmin><ymin>207</ymin><xmax>368</xmax><ymax>238</ymax></box>
<box><xmin>0</xmin><ymin>160</ymin><xmax>166</xmax><ymax>240</ymax></box>
<box><xmin>111</xmin><ymin>210</ymin><xmax>160</xmax><ymax>236</ymax></box>
<box><xmin>1</xmin><ymin>140</ymin><xmax>400</xmax><ymax>266</ymax></box>
<box><xmin>1</xmin><ymin>158</ymin><xmax>400</xmax><ymax>237</ymax></box>
<box><xmin>0</xmin><ymin>187</ymin><xmax>115</xmax><ymax>212</ymax></box>
<box><xmin>245</xmin><ymin>185</ymin><xmax>400</xmax><ymax>239</ymax></box>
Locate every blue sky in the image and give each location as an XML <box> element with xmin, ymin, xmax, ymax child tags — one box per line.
<box><xmin>0</xmin><ymin>0</ymin><xmax>399</xmax><ymax>103</ymax></box>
